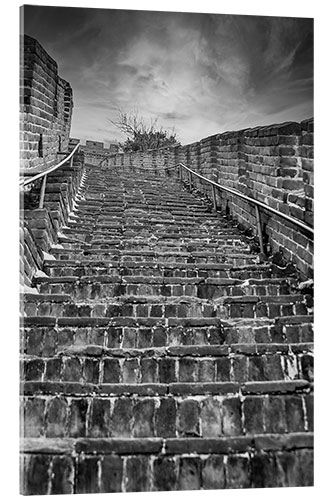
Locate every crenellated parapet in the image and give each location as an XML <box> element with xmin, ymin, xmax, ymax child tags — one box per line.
<box><xmin>20</xmin><ymin>35</ymin><xmax>74</xmax><ymax>173</ymax></box>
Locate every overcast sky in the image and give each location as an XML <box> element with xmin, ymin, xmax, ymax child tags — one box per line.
<box><xmin>23</xmin><ymin>6</ymin><xmax>313</xmax><ymax>146</ymax></box>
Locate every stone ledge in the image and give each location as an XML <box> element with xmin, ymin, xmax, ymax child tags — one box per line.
<box><xmin>21</xmin><ymin>432</ymin><xmax>313</xmax><ymax>455</ymax></box>
<box><xmin>22</xmin><ymin>379</ymin><xmax>312</xmax><ymax>396</ymax></box>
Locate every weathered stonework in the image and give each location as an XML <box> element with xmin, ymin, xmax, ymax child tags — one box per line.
<box><xmin>78</xmin><ymin>139</ymin><xmax>119</xmax><ymax>166</ymax></box>
<box><xmin>108</xmin><ymin>119</ymin><xmax>314</xmax><ymax>278</ymax></box>
<box><xmin>20</xmin><ymin>35</ymin><xmax>74</xmax><ymax>173</ymax></box>
<box><xmin>20</xmin><ymin>36</ymin><xmax>313</xmax><ymax>496</ymax></box>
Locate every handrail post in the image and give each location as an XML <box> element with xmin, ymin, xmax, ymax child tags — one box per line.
<box><xmin>189</xmin><ymin>171</ymin><xmax>193</xmax><ymax>190</ymax></box>
<box><xmin>212</xmin><ymin>184</ymin><xmax>217</xmax><ymax>211</ymax></box>
<box><xmin>255</xmin><ymin>205</ymin><xmax>265</xmax><ymax>254</ymax></box>
<box><xmin>70</xmin><ymin>154</ymin><xmax>74</xmax><ymax>168</ymax></box>
<box><xmin>180</xmin><ymin>165</ymin><xmax>183</xmax><ymax>182</ymax></box>
<box><xmin>39</xmin><ymin>174</ymin><xmax>47</xmax><ymax>209</ymax></box>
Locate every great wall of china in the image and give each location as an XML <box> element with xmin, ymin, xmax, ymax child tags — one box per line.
<box><xmin>19</xmin><ymin>35</ymin><xmax>314</xmax><ymax>494</ymax></box>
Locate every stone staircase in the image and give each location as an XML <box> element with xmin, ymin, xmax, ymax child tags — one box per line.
<box><xmin>21</xmin><ymin>162</ymin><xmax>314</xmax><ymax>494</ymax></box>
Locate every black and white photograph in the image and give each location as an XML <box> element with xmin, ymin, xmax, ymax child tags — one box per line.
<box><xmin>17</xmin><ymin>1</ymin><xmax>315</xmax><ymax>496</ymax></box>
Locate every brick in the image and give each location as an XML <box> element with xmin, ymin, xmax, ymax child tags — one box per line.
<box><xmin>285</xmin><ymin>396</ymin><xmax>305</xmax><ymax>432</ymax></box>
<box><xmin>179</xmin><ymin>357</ymin><xmax>197</xmax><ymax>382</ymax></box>
<box><xmin>141</xmin><ymin>358</ymin><xmax>158</xmax><ymax>383</ymax></box>
<box><xmin>232</xmin><ymin>355</ymin><xmax>248</xmax><ymax>382</ymax></box>
<box><xmin>111</xmin><ymin>398</ymin><xmax>133</xmax><ymax>437</ymax></box>
<box><xmin>248</xmin><ymin>356</ymin><xmax>265</xmax><ymax>381</ymax></box>
<box><xmin>293</xmin><ymin>450</ymin><xmax>314</xmax><ymax>486</ymax></box>
<box><xmin>155</xmin><ymin>398</ymin><xmax>176</xmax><ymax>437</ymax></box>
<box><xmin>125</xmin><ymin>456</ymin><xmax>150</xmax><ymax>492</ymax></box>
<box><xmin>100</xmin><ymin>456</ymin><xmax>123</xmax><ymax>493</ymax></box>
<box><xmin>26</xmin><ymin>328</ymin><xmax>44</xmax><ymax>355</ymax></box>
<box><xmin>106</xmin><ymin>327</ymin><xmax>122</xmax><ymax>348</ymax></box>
<box><xmin>83</xmin><ymin>358</ymin><xmax>100</xmax><ymax>384</ymax></box>
<box><xmin>133</xmin><ymin>399</ymin><xmax>155</xmax><ymax>437</ymax></box>
<box><xmin>225</xmin><ymin>455</ymin><xmax>250</xmax><ymax>489</ymax></box>
<box><xmin>202</xmin><ymin>455</ymin><xmax>225</xmax><ymax>489</ymax></box>
<box><xmin>159</xmin><ymin>358</ymin><xmax>176</xmax><ymax>383</ymax></box>
<box><xmin>153</xmin><ymin>327</ymin><xmax>167</xmax><ymax>346</ymax></box>
<box><xmin>222</xmin><ymin>397</ymin><xmax>242</xmax><ymax>436</ymax></box>
<box><xmin>23</xmin><ymin>454</ymin><xmax>51</xmax><ymax>495</ymax></box>
<box><xmin>24</xmin><ymin>359</ymin><xmax>44</xmax><ymax>381</ymax></box>
<box><xmin>300</xmin><ymin>354</ymin><xmax>314</xmax><ymax>381</ymax></box>
<box><xmin>45</xmin><ymin>358</ymin><xmax>62</xmax><ymax>381</ymax></box>
<box><xmin>50</xmin><ymin>456</ymin><xmax>74</xmax><ymax>494</ymax></box>
<box><xmin>179</xmin><ymin>457</ymin><xmax>201</xmax><ymax>490</ymax></box>
<box><xmin>137</xmin><ymin>328</ymin><xmax>153</xmax><ymax>348</ymax></box>
<box><xmin>62</xmin><ymin>357</ymin><xmax>82</xmax><ymax>381</ymax></box>
<box><xmin>46</xmin><ymin>397</ymin><xmax>68</xmax><ymax>437</ymax></box>
<box><xmin>215</xmin><ymin>357</ymin><xmax>231</xmax><ymax>381</ymax></box>
<box><xmin>178</xmin><ymin>399</ymin><xmax>200</xmax><ymax>436</ymax></box>
<box><xmin>23</xmin><ymin>397</ymin><xmax>45</xmax><ymax>437</ymax></box>
<box><xmin>103</xmin><ymin>358</ymin><xmax>120</xmax><ymax>383</ymax></box>
<box><xmin>89</xmin><ymin>398</ymin><xmax>110</xmax><ymax>437</ymax></box>
<box><xmin>76</xmin><ymin>456</ymin><xmax>99</xmax><ymax>494</ymax></box>
<box><xmin>251</xmin><ymin>453</ymin><xmax>283</xmax><ymax>488</ymax></box>
<box><xmin>153</xmin><ymin>457</ymin><xmax>177</xmax><ymax>491</ymax></box>
<box><xmin>276</xmin><ymin>451</ymin><xmax>299</xmax><ymax>487</ymax></box>
<box><xmin>201</xmin><ymin>398</ymin><xmax>222</xmax><ymax>437</ymax></box>
<box><xmin>122</xmin><ymin>359</ymin><xmax>139</xmax><ymax>383</ymax></box>
<box><xmin>264</xmin><ymin>396</ymin><xmax>286</xmax><ymax>433</ymax></box>
<box><xmin>243</xmin><ymin>397</ymin><xmax>264</xmax><ymax>434</ymax></box>
<box><xmin>122</xmin><ymin>328</ymin><xmax>136</xmax><ymax>348</ymax></box>
<box><xmin>198</xmin><ymin>359</ymin><xmax>215</xmax><ymax>381</ymax></box>
<box><xmin>68</xmin><ymin>398</ymin><xmax>88</xmax><ymax>437</ymax></box>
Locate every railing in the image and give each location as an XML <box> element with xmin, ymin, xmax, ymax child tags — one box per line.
<box><xmin>171</xmin><ymin>162</ymin><xmax>314</xmax><ymax>255</ymax></box>
<box><xmin>19</xmin><ymin>143</ymin><xmax>80</xmax><ymax>209</ymax></box>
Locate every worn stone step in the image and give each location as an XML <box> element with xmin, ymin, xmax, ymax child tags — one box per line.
<box><xmin>20</xmin><ymin>434</ymin><xmax>313</xmax><ymax>493</ymax></box>
<box><xmin>50</xmin><ymin>247</ymin><xmax>259</xmax><ymax>266</ymax></box>
<box><xmin>35</xmin><ymin>275</ymin><xmax>297</xmax><ymax>301</ymax></box>
<box><xmin>21</xmin><ymin>315</ymin><xmax>314</xmax><ymax>355</ymax></box>
<box><xmin>21</xmin><ymin>381</ymin><xmax>313</xmax><ymax>443</ymax></box>
<box><xmin>42</xmin><ymin>259</ymin><xmax>271</xmax><ymax>279</ymax></box>
<box><xmin>22</xmin><ymin>292</ymin><xmax>309</xmax><ymax>320</ymax></box>
<box><xmin>21</xmin><ymin>342</ymin><xmax>313</xmax><ymax>384</ymax></box>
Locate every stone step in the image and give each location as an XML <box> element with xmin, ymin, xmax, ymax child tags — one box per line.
<box><xmin>21</xmin><ymin>315</ymin><xmax>314</xmax><ymax>351</ymax></box>
<box><xmin>22</xmin><ymin>293</ymin><xmax>310</xmax><ymax>320</ymax></box>
<box><xmin>35</xmin><ymin>276</ymin><xmax>297</xmax><ymax>301</ymax></box>
<box><xmin>61</xmin><ymin>226</ymin><xmax>248</xmax><ymax>245</ymax></box>
<box><xmin>21</xmin><ymin>380</ymin><xmax>313</xmax><ymax>441</ymax></box>
<box><xmin>20</xmin><ymin>434</ymin><xmax>313</xmax><ymax>493</ymax></box>
<box><xmin>51</xmin><ymin>247</ymin><xmax>260</xmax><ymax>265</ymax></box>
<box><xmin>21</xmin><ymin>342</ymin><xmax>313</xmax><ymax>384</ymax></box>
<box><xmin>42</xmin><ymin>260</ymin><xmax>271</xmax><ymax>280</ymax></box>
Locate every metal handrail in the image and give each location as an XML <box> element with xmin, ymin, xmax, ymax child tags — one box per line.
<box><xmin>172</xmin><ymin>162</ymin><xmax>313</xmax><ymax>254</ymax></box>
<box><xmin>19</xmin><ymin>143</ymin><xmax>80</xmax><ymax>209</ymax></box>
<box><xmin>20</xmin><ymin>143</ymin><xmax>80</xmax><ymax>188</ymax></box>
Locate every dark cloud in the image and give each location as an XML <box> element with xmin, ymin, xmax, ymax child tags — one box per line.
<box><xmin>23</xmin><ymin>6</ymin><xmax>313</xmax><ymax>145</ymax></box>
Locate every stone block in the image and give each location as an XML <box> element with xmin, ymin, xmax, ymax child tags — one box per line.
<box><xmin>100</xmin><ymin>456</ymin><xmax>123</xmax><ymax>493</ymax></box>
<box><xmin>178</xmin><ymin>399</ymin><xmax>200</xmax><ymax>436</ymax></box>
<box><xmin>179</xmin><ymin>457</ymin><xmax>201</xmax><ymax>490</ymax></box>
<box><xmin>133</xmin><ymin>399</ymin><xmax>155</xmax><ymax>437</ymax></box>
<box><xmin>89</xmin><ymin>398</ymin><xmax>110</xmax><ymax>437</ymax></box>
<box><xmin>222</xmin><ymin>397</ymin><xmax>242</xmax><ymax>436</ymax></box>
<box><xmin>201</xmin><ymin>397</ymin><xmax>222</xmax><ymax>437</ymax></box>
<box><xmin>46</xmin><ymin>397</ymin><xmax>68</xmax><ymax>437</ymax></box>
<box><xmin>153</xmin><ymin>457</ymin><xmax>177</xmax><ymax>491</ymax></box>
<box><xmin>125</xmin><ymin>456</ymin><xmax>150</xmax><ymax>492</ymax></box>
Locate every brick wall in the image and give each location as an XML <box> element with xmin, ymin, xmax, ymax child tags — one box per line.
<box><xmin>20</xmin><ymin>151</ymin><xmax>85</xmax><ymax>286</ymax></box>
<box><xmin>20</xmin><ymin>35</ymin><xmax>73</xmax><ymax>173</ymax></box>
<box><xmin>80</xmin><ymin>140</ymin><xmax>119</xmax><ymax>166</ymax></box>
<box><xmin>107</xmin><ymin>119</ymin><xmax>314</xmax><ymax>278</ymax></box>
